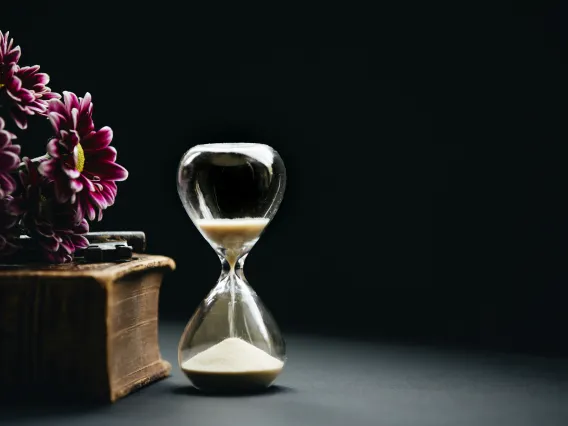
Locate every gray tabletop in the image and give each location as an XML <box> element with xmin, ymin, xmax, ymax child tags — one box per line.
<box><xmin>2</xmin><ymin>321</ymin><xmax>568</xmax><ymax>426</ymax></box>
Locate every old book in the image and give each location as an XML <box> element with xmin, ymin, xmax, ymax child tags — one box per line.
<box><xmin>0</xmin><ymin>254</ymin><xmax>175</xmax><ymax>402</ymax></box>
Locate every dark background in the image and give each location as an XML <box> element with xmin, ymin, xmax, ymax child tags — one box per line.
<box><xmin>4</xmin><ymin>3</ymin><xmax>568</xmax><ymax>356</ymax></box>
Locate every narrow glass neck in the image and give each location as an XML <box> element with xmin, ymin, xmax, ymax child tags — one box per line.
<box><xmin>220</xmin><ymin>253</ymin><xmax>247</xmax><ymax>275</ymax></box>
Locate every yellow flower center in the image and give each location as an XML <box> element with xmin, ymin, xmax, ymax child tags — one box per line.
<box><xmin>76</xmin><ymin>143</ymin><xmax>85</xmax><ymax>173</ymax></box>
<box><xmin>0</xmin><ymin>83</ymin><xmax>4</xmax><ymax>89</ymax></box>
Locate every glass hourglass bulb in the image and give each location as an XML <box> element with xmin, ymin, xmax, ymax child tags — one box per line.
<box><xmin>176</xmin><ymin>143</ymin><xmax>286</xmax><ymax>392</ymax></box>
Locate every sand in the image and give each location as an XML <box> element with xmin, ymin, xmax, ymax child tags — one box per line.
<box><xmin>181</xmin><ymin>337</ymin><xmax>284</xmax><ymax>391</ymax></box>
<box><xmin>197</xmin><ymin>218</ymin><xmax>269</xmax><ymax>267</ymax></box>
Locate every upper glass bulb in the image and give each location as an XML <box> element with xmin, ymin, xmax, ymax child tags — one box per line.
<box><xmin>177</xmin><ymin>143</ymin><xmax>286</xmax><ymax>266</ymax></box>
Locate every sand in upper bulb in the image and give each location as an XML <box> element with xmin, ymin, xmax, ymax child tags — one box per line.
<box><xmin>197</xmin><ymin>218</ymin><xmax>269</xmax><ymax>266</ymax></box>
<box><xmin>181</xmin><ymin>338</ymin><xmax>284</xmax><ymax>391</ymax></box>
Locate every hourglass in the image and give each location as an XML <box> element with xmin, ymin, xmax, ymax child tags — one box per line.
<box><xmin>176</xmin><ymin>143</ymin><xmax>287</xmax><ymax>392</ymax></box>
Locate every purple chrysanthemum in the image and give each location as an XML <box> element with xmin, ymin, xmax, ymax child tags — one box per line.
<box><xmin>0</xmin><ymin>117</ymin><xmax>20</xmax><ymax>198</ymax></box>
<box><xmin>39</xmin><ymin>91</ymin><xmax>128</xmax><ymax>221</ymax></box>
<box><xmin>0</xmin><ymin>30</ymin><xmax>60</xmax><ymax>130</ymax></box>
<box><xmin>14</xmin><ymin>158</ymin><xmax>89</xmax><ymax>263</ymax></box>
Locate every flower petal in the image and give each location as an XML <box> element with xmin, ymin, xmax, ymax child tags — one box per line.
<box><xmin>101</xmin><ymin>181</ymin><xmax>118</xmax><ymax>205</ymax></box>
<box><xmin>72</xmin><ymin>235</ymin><xmax>90</xmax><ymax>249</ymax></box>
<box><xmin>18</xmin><ymin>65</ymin><xmax>40</xmax><ymax>77</ymax></box>
<box><xmin>19</xmin><ymin>88</ymin><xmax>35</xmax><ymax>103</ymax></box>
<box><xmin>85</xmin><ymin>160</ymin><xmax>128</xmax><ymax>181</ymax></box>
<box><xmin>85</xmin><ymin>202</ymin><xmax>96</xmax><ymax>221</ymax></box>
<box><xmin>71</xmin><ymin>108</ymin><xmax>78</xmax><ymax>129</ymax></box>
<box><xmin>31</xmin><ymin>72</ymin><xmax>49</xmax><ymax>86</ymax></box>
<box><xmin>27</xmin><ymin>102</ymin><xmax>47</xmax><ymax>114</ymax></box>
<box><xmin>42</xmin><ymin>91</ymin><xmax>61</xmax><ymax>100</ymax></box>
<box><xmin>48</xmin><ymin>112</ymin><xmax>66</xmax><ymax>132</ymax></box>
<box><xmin>4</xmin><ymin>144</ymin><xmax>21</xmax><ymax>156</ymax></box>
<box><xmin>40</xmin><ymin>237</ymin><xmax>60</xmax><ymax>252</ymax></box>
<box><xmin>10</xmin><ymin>107</ymin><xmax>28</xmax><ymax>130</ymax></box>
<box><xmin>38</xmin><ymin>159</ymin><xmax>56</xmax><ymax>178</ymax></box>
<box><xmin>82</xmin><ymin>126</ymin><xmax>113</xmax><ymax>150</ymax></box>
<box><xmin>45</xmin><ymin>138</ymin><xmax>61</xmax><ymax>158</ymax></box>
<box><xmin>79</xmin><ymin>93</ymin><xmax>92</xmax><ymax>115</ymax></box>
<box><xmin>75</xmin><ymin>219</ymin><xmax>89</xmax><ymax>235</ymax></box>
<box><xmin>80</xmin><ymin>175</ymin><xmax>96</xmax><ymax>192</ymax></box>
<box><xmin>59</xmin><ymin>238</ymin><xmax>74</xmax><ymax>254</ymax></box>
<box><xmin>36</xmin><ymin>222</ymin><xmax>56</xmax><ymax>238</ymax></box>
<box><xmin>7</xmin><ymin>74</ymin><xmax>22</xmax><ymax>93</ymax></box>
<box><xmin>88</xmin><ymin>146</ymin><xmax>117</xmax><ymax>163</ymax></box>
<box><xmin>62</xmin><ymin>164</ymin><xmax>80</xmax><ymax>179</ymax></box>
<box><xmin>0</xmin><ymin>150</ymin><xmax>20</xmax><ymax>170</ymax></box>
<box><xmin>0</xmin><ymin>174</ymin><xmax>16</xmax><ymax>195</ymax></box>
<box><xmin>5</xmin><ymin>45</ymin><xmax>21</xmax><ymax>64</ymax></box>
<box><xmin>48</xmin><ymin>99</ymin><xmax>67</xmax><ymax>116</ymax></box>
<box><xmin>69</xmin><ymin>178</ymin><xmax>83</xmax><ymax>193</ymax></box>
<box><xmin>63</xmin><ymin>91</ymin><xmax>80</xmax><ymax>112</ymax></box>
<box><xmin>89</xmin><ymin>190</ymin><xmax>108</xmax><ymax>209</ymax></box>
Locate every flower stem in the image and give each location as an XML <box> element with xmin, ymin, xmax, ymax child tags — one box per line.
<box><xmin>17</xmin><ymin>153</ymin><xmax>50</xmax><ymax>171</ymax></box>
<box><xmin>30</xmin><ymin>153</ymin><xmax>50</xmax><ymax>163</ymax></box>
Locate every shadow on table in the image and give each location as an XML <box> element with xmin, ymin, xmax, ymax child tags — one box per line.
<box><xmin>0</xmin><ymin>396</ymin><xmax>107</xmax><ymax>421</ymax></box>
<box><xmin>168</xmin><ymin>384</ymin><xmax>296</xmax><ymax>398</ymax></box>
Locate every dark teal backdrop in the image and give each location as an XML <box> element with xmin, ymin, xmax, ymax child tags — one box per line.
<box><xmin>2</xmin><ymin>3</ymin><xmax>568</xmax><ymax>355</ymax></box>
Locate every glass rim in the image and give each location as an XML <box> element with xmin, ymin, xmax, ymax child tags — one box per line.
<box><xmin>195</xmin><ymin>142</ymin><xmax>270</xmax><ymax>147</ymax></box>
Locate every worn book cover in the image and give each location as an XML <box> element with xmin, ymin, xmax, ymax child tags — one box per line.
<box><xmin>0</xmin><ymin>254</ymin><xmax>175</xmax><ymax>402</ymax></box>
